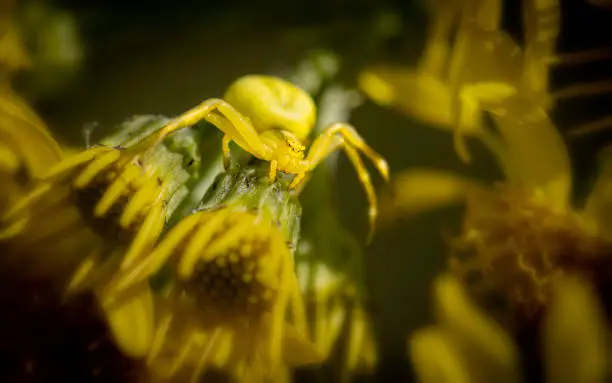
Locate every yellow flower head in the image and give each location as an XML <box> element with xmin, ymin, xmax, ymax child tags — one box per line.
<box><xmin>449</xmin><ymin>184</ymin><xmax>612</xmax><ymax>328</ymax></box>
<box><xmin>296</xmin><ymin>259</ymin><xmax>377</xmax><ymax>382</ymax></box>
<box><xmin>0</xmin><ymin>115</ymin><xmax>201</xmax><ymax>297</ymax></box>
<box><xmin>107</xmin><ymin>164</ymin><xmax>321</xmax><ymax>382</ymax></box>
<box><xmin>409</xmin><ymin>273</ymin><xmax>609</xmax><ymax>383</ymax></box>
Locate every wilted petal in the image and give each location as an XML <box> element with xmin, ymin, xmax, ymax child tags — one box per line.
<box><xmin>358</xmin><ymin>66</ymin><xmax>481</xmax><ymax>132</ymax></box>
<box><xmin>433</xmin><ymin>274</ymin><xmax>521</xmax><ymax>383</ymax></box>
<box><xmin>542</xmin><ymin>274</ymin><xmax>608</xmax><ymax>383</ymax></box>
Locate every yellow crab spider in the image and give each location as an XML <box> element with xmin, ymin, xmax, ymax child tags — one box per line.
<box><xmin>145</xmin><ymin>75</ymin><xmax>390</xmax><ymax>238</ymax></box>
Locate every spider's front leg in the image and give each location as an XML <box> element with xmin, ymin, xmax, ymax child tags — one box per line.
<box><xmin>296</xmin><ymin>123</ymin><xmax>389</xmax><ymax>241</ymax></box>
<box><xmin>135</xmin><ymin>98</ymin><xmax>270</xmax><ymax>164</ymax></box>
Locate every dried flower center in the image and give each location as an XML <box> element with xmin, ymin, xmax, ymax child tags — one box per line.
<box><xmin>450</xmin><ymin>186</ymin><xmax>612</xmax><ymax>326</ymax></box>
<box><xmin>181</xmin><ymin>210</ymin><xmax>286</xmax><ymax>318</ymax></box>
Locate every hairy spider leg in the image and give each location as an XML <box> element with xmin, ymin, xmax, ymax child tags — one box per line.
<box><xmin>136</xmin><ymin>99</ymin><xmax>269</xmax><ymax>159</ymax></box>
<box><xmin>293</xmin><ymin>123</ymin><xmax>389</xmax><ymax>241</ymax></box>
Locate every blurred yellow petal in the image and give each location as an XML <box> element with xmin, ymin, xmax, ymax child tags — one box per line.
<box><xmin>0</xmin><ymin>140</ymin><xmax>18</xmax><ymax>172</ymax></box>
<box><xmin>358</xmin><ymin>66</ymin><xmax>481</xmax><ymax>133</ymax></box>
<box><xmin>103</xmin><ymin>283</ymin><xmax>155</xmax><ymax>359</ymax></box>
<box><xmin>542</xmin><ymin>274</ymin><xmax>608</xmax><ymax>383</ymax></box>
<box><xmin>281</xmin><ymin>323</ymin><xmax>325</xmax><ymax>367</ymax></box>
<box><xmin>433</xmin><ymin>274</ymin><xmax>521</xmax><ymax>383</ymax></box>
<box><xmin>410</xmin><ymin>327</ymin><xmax>471</xmax><ymax>383</ymax></box>
<box><xmin>0</xmin><ymin>21</ymin><xmax>31</xmax><ymax>72</ymax></box>
<box><xmin>0</xmin><ymin>90</ymin><xmax>63</xmax><ymax>176</ymax></box>
<box><xmin>491</xmin><ymin>98</ymin><xmax>571</xmax><ymax>212</ymax></box>
<box><xmin>384</xmin><ymin>169</ymin><xmax>480</xmax><ymax>220</ymax></box>
<box><xmin>582</xmin><ymin>153</ymin><xmax>612</xmax><ymax>238</ymax></box>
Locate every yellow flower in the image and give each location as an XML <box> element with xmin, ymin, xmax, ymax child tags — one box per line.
<box><xmin>385</xmin><ymin>89</ymin><xmax>612</xmax><ymax>327</ymax></box>
<box><xmin>0</xmin><ymin>145</ymin><xmax>164</xmax><ymax>288</ymax></box>
<box><xmin>0</xmin><ymin>116</ymin><xmax>200</xmax><ymax>299</ymax></box>
<box><xmin>358</xmin><ymin>2</ymin><xmax>611</xmax><ymax>163</ymax></box>
<box><xmin>409</xmin><ymin>273</ymin><xmax>609</xmax><ymax>383</ymax></box>
<box><xmin>294</xmin><ymin>258</ymin><xmax>377</xmax><ymax>383</ymax></box>
<box><xmin>105</xmin><ymin>165</ymin><xmax>322</xmax><ymax>382</ymax></box>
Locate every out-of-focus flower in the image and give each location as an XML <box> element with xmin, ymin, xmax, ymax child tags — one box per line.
<box><xmin>0</xmin><ymin>89</ymin><xmax>63</xmax><ymax>212</ymax></box>
<box><xmin>105</xmin><ymin>164</ymin><xmax>322</xmax><ymax>382</ymax></box>
<box><xmin>358</xmin><ymin>1</ymin><xmax>612</xmax><ymax>164</ymax></box>
<box><xmin>0</xmin><ymin>17</ymin><xmax>30</xmax><ymax>76</ymax></box>
<box><xmin>0</xmin><ymin>8</ymin><xmax>63</xmax><ymax>210</ymax></box>
<box><xmin>382</xmin><ymin>89</ymin><xmax>612</xmax><ymax>328</ymax></box>
<box><xmin>294</xmin><ymin>257</ymin><xmax>377</xmax><ymax>383</ymax></box>
<box><xmin>409</xmin><ymin>272</ymin><xmax>609</xmax><ymax>382</ymax></box>
<box><xmin>0</xmin><ymin>115</ymin><xmax>201</xmax><ymax>298</ymax></box>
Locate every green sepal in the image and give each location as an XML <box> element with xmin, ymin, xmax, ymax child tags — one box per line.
<box><xmin>197</xmin><ymin>161</ymin><xmax>303</xmax><ymax>251</ymax></box>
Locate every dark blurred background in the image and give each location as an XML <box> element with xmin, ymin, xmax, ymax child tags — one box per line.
<box><xmin>12</xmin><ymin>0</ymin><xmax>612</xmax><ymax>381</ymax></box>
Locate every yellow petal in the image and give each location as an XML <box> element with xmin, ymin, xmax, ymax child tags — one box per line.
<box><xmin>358</xmin><ymin>66</ymin><xmax>481</xmax><ymax>133</ymax></box>
<box><xmin>101</xmin><ymin>283</ymin><xmax>155</xmax><ymax>358</ymax></box>
<box><xmin>282</xmin><ymin>323</ymin><xmax>325</xmax><ymax>367</ymax></box>
<box><xmin>409</xmin><ymin>327</ymin><xmax>471</xmax><ymax>383</ymax></box>
<box><xmin>582</xmin><ymin>152</ymin><xmax>612</xmax><ymax>238</ymax></box>
<box><xmin>383</xmin><ymin>169</ymin><xmax>479</xmax><ymax>221</ymax></box>
<box><xmin>490</xmin><ymin>98</ymin><xmax>571</xmax><ymax>211</ymax></box>
<box><xmin>0</xmin><ymin>140</ymin><xmax>19</xmax><ymax>172</ymax></box>
<box><xmin>0</xmin><ymin>21</ymin><xmax>31</xmax><ymax>71</ymax></box>
<box><xmin>542</xmin><ymin>274</ymin><xmax>608</xmax><ymax>383</ymax></box>
<box><xmin>433</xmin><ymin>274</ymin><xmax>521</xmax><ymax>383</ymax></box>
<box><xmin>0</xmin><ymin>90</ymin><xmax>63</xmax><ymax>177</ymax></box>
